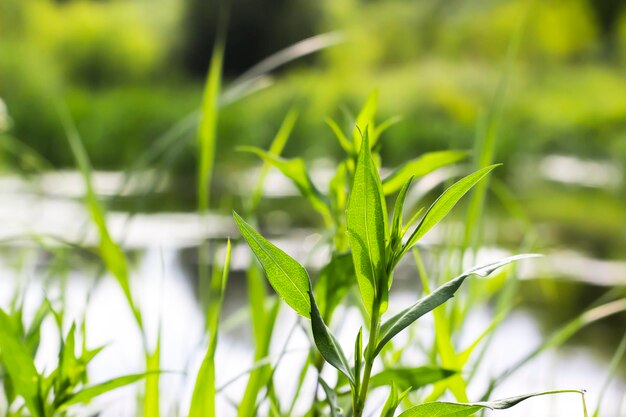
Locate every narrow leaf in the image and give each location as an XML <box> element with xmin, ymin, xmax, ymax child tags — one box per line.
<box><xmin>319</xmin><ymin>377</ymin><xmax>342</xmax><ymax>417</ymax></box>
<box><xmin>239</xmin><ymin>147</ymin><xmax>332</xmax><ymax>224</ymax></box>
<box><xmin>347</xmin><ymin>132</ymin><xmax>387</xmax><ymax>316</ymax></box>
<box><xmin>369</xmin><ymin>366</ymin><xmax>456</xmax><ymax>392</ymax></box>
<box><xmin>59</xmin><ymin>373</ymin><xmax>151</xmax><ymax>408</ymax></box>
<box><xmin>234</xmin><ymin>212</ymin><xmax>311</xmax><ymax>317</ymax></box>
<box><xmin>309</xmin><ymin>281</ymin><xmax>355</xmax><ymax>385</ymax></box>
<box><xmin>352</xmin><ymin>90</ymin><xmax>378</xmax><ymax>151</ymax></box>
<box><xmin>374</xmin><ymin>254</ymin><xmax>540</xmax><ymax>356</ymax></box>
<box><xmin>400</xmin><ymin>164</ymin><xmax>500</xmax><ymax>260</ymax></box>
<box><xmin>382</xmin><ymin>151</ymin><xmax>467</xmax><ymax>195</ymax></box>
<box><xmin>398</xmin><ymin>390</ymin><xmax>584</xmax><ymax>417</ymax></box>
<box><xmin>197</xmin><ymin>37</ymin><xmax>223</xmax><ymax>212</ymax></box>
<box><xmin>189</xmin><ymin>241</ymin><xmax>231</xmax><ymax>417</ymax></box>
<box><xmin>0</xmin><ymin>309</ymin><xmax>41</xmax><ymax>417</ymax></box>
<box><xmin>250</xmin><ymin>109</ymin><xmax>299</xmax><ymax>211</ymax></box>
<box><xmin>326</xmin><ymin>117</ymin><xmax>353</xmax><ymax>154</ymax></box>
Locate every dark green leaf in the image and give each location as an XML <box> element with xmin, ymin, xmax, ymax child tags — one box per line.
<box><xmin>319</xmin><ymin>377</ymin><xmax>342</xmax><ymax>417</ymax></box>
<box><xmin>309</xmin><ymin>280</ymin><xmax>355</xmax><ymax>385</ymax></box>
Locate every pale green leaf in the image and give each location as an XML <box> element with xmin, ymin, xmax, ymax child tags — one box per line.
<box><xmin>382</xmin><ymin>151</ymin><xmax>467</xmax><ymax>195</ymax></box>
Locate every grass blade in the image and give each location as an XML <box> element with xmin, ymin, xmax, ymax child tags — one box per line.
<box><xmin>189</xmin><ymin>240</ymin><xmax>231</xmax><ymax>417</ymax></box>
<box><xmin>60</xmin><ymin>108</ymin><xmax>142</xmax><ymax>328</ymax></box>
<box><xmin>197</xmin><ymin>35</ymin><xmax>224</xmax><ymax>213</ymax></box>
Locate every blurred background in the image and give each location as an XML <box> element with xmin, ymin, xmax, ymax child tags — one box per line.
<box><xmin>0</xmin><ymin>0</ymin><xmax>625</xmax><ymax>415</ymax></box>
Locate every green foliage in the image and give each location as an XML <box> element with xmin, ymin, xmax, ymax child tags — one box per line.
<box><xmin>233</xmin><ymin>92</ymin><xmax>560</xmax><ymax>417</ymax></box>
<box><xmin>398</xmin><ymin>390</ymin><xmax>587</xmax><ymax>417</ymax></box>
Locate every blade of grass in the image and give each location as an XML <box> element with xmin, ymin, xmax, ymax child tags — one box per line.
<box><xmin>188</xmin><ymin>240</ymin><xmax>231</xmax><ymax>417</ymax></box>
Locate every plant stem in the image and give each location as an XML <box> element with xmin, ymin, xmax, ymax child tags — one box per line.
<box><xmin>355</xmin><ymin>305</ymin><xmax>380</xmax><ymax>417</ymax></box>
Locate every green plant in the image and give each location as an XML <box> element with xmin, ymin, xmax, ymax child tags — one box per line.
<box><xmin>234</xmin><ymin>116</ymin><xmax>590</xmax><ymax>416</ymax></box>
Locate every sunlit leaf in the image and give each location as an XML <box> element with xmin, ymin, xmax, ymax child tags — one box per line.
<box><xmin>239</xmin><ymin>147</ymin><xmax>332</xmax><ymax>225</ymax></box>
<box><xmin>382</xmin><ymin>151</ymin><xmax>467</xmax><ymax>195</ymax></box>
<box><xmin>347</xmin><ymin>132</ymin><xmax>387</xmax><ymax>316</ymax></box>
<box><xmin>234</xmin><ymin>212</ymin><xmax>311</xmax><ymax>317</ymax></box>
<box><xmin>399</xmin><ymin>164</ymin><xmax>500</xmax><ymax>261</ymax></box>
<box><xmin>0</xmin><ymin>309</ymin><xmax>41</xmax><ymax>417</ymax></box>
<box><xmin>59</xmin><ymin>373</ymin><xmax>151</xmax><ymax>408</ymax></box>
<box><xmin>374</xmin><ymin>254</ymin><xmax>540</xmax><ymax>356</ymax></box>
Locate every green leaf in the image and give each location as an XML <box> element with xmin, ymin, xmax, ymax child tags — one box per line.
<box><xmin>398</xmin><ymin>390</ymin><xmax>585</xmax><ymax>417</ymax></box>
<box><xmin>315</xmin><ymin>252</ymin><xmax>355</xmax><ymax>319</ymax></box>
<box><xmin>369</xmin><ymin>366</ymin><xmax>456</xmax><ymax>392</ymax></box>
<box><xmin>59</xmin><ymin>373</ymin><xmax>151</xmax><ymax>408</ymax></box>
<box><xmin>250</xmin><ymin>109</ymin><xmax>299</xmax><ymax>211</ymax></box>
<box><xmin>197</xmin><ymin>35</ymin><xmax>223</xmax><ymax>212</ymax></box>
<box><xmin>382</xmin><ymin>151</ymin><xmax>467</xmax><ymax>195</ymax></box>
<box><xmin>233</xmin><ymin>216</ymin><xmax>355</xmax><ymax>385</ymax></box>
<box><xmin>389</xmin><ymin>176</ymin><xmax>414</xmax><ymax>255</ymax></box>
<box><xmin>61</xmin><ymin>109</ymin><xmax>142</xmax><ymax>328</ymax></box>
<box><xmin>0</xmin><ymin>309</ymin><xmax>41</xmax><ymax>417</ymax></box>
<box><xmin>374</xmin><ymin>254</ymin><xmax>540</xmax><ymax>356</ymax></box>
<box><xmin>381</xmin><ymin>382</ymin><xmax>411</xmax><ymax>417</ymax></box>
<box><xmin>234</xmin><ymin>212</ymin><xmax>311</xmax><ymax>317</ymax></box>
<box><xmin>399</xmin><ymin>164</ymin><xmax>500</xmax><ymax>260</ymax></box>
<box><xmin>239</xmin><ymin>147</ymin><xmax>332</xmax><ymax>225</ymax></box>
<box><xmin>189</xmin><ymin>240</ymin><xmax>231</xmax><ymax>417</ymax></box>
<box><xmin>309</xmin><ymin>281</ymin><xmax>355</xmax><ymax>385</ymax></box>
<box><xmin>352</xmin><ymin>90</ymin><xmax>378</xmax><ymax>151</ymax></box>
<box><xmin>347</xmin><ymin>132</ymin><xmax>387</xmax><ymax>316</ymax></box>
<box><xmin>326</xmin><ymin>117</ymin><xmax>353</xmax><ymax>154</ymax></box>
<box><xmin>319</xmin><ymin>377</ymin><xmax>342</xmax><ymax>417</ymax></box>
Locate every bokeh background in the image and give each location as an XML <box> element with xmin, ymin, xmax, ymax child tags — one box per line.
<box><xmin>1</xmin><ymin>0</ymin><xmax>625</xmax><ymax>415</ymax></box>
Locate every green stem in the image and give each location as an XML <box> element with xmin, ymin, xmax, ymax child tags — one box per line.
<box><xmin>355</xmin><ymin>305</ymin><xmax>380</xmax><ymax>417</ymax></box>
